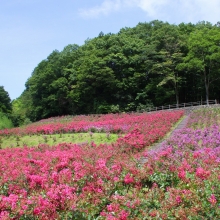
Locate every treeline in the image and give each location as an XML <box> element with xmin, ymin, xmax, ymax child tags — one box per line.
<box><xmin>13</xmin><ymin>20</ymin><xmax>220</xmax><ymax>122</ymax></box>
<box><xmin>0</xmin><ymin>86</ymin><xmax>29</xmax><ymax>128</ymax></box>
<box><xmin>0</xmin><ymin>86</ymin><xmax>14</xmax><ymax>129</ymax></box>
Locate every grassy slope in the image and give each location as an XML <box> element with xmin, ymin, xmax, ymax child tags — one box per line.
<box><xmin>0</xmin><ymin>132</ymin><xmax>118</xmax><ymax>149</ymax></box>
<box><xmin>0</xmin><ymin>111</ymin><xmax>185</xmax><ymax>149</ymax></box>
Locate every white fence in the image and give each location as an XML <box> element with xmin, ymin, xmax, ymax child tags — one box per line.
<box><xmin>145</xmin><ymin>100</ymin><xmax>218</xmax><ymax>112</ymax></box>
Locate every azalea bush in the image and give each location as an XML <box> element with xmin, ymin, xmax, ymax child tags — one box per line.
<box><xmin>0</xmin><ymin>111</ymin><xmax>182</xmax><ymax>137</ymax></box>
<box><xmin>3</xmin><ymin>109</ymin><xmax>219</xmax><ymax>219</ymax></box>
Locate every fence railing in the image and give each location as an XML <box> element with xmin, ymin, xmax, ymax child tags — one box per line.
<box><xmin>144</xmin><ymin>100</ymin><xmax>218</xmax><ymax>112</ymax></box>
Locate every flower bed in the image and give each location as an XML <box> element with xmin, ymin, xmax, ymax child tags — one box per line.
<box><xmin>0</xmin><ymin>111</ymin><xmax>183</xmax><ymax>137</ymax></box>
<box><xmin>5</xmin><ymin>110</ymin><xmax>218</xmax><ymax>219</ymax></box>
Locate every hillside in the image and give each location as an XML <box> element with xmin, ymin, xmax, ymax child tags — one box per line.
<box><xmin>10</xmin><ymin>20</ymin><xmax>220</xmax><ymax>123</ymax></box>
<box><xmin>0</xmin><ymin>108</ymin><xmax>220</xmax><ymax>219</ymax></box>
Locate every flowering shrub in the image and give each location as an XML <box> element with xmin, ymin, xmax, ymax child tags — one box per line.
<box><xmin>7</xmin><ymin>109</ymin><xmax>220</xmax><ymax>219</ymax></box>
<box><xmin>0</xmin><ymin>111</ymin><xmax>183</xmax><ymax>137</ymax></box>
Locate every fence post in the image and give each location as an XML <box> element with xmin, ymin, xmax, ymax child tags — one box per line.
<box><xmin>147</xmin><ymin>100</ymin><xmax>217</xmax><ymax>113</ymax></box>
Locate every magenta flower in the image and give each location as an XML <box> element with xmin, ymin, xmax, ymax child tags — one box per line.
<box><xmin>195</xmin><ymin>167</ymin><xmax>210</xmax><ymax>180</ymax></box>
<box><xmin>96</xmin><ymin>158</ymin><xmax>106</xmax><ymax>169</ymax></box>
<box><xmin>113</xmin><ymin>176</ymin><xmax>119</xmax><ymax>182</ymax></box>
<box><xmin>107</xmin><ymin>203</ymin><xmax>120</xmax><ymax>212</ymax></box>
<box><xmin>0</xmin><ymin>211</ymin><xmax>10</xmax><ymax>220</ymax></box>
<box><xmin>176</xmin><ymin>196</ymin><xmax>182</xmax><ymax>204</ymax></box>
<box><xmin>33</xmin><ymin>207</ymin><xmax>41</xmax><ymax>215</ymax></box>
<box><xmin>119</xmin><ymin>210</ymin><xmax>129</xmax><ymax>220</ymax></box>
<box><xmin>178</xmin><ymin>169</ymin><xmax>186</xmax><ymax>180</ymax></box>
<box><xmin>124</xmin><ymin>174</ymin><xmax>134</xmax><ymax>184</ymax></box>
<box><xmin>208</xmin><ymin>194</ymin><xmax>217</xmax><ymax>206</ymax></box>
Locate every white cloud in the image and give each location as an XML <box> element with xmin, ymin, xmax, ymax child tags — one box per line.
<box><xmin>135</xmin><ymin>0</ymin><xmax>169</xmax><ymax>17</ymax></box>
<box><xmin>78</xmin><ymin>0</ymin><xmax>169</xmax><ymax>18</ymax></box>
<box><xmin>134</xmin><ymin>0</ymin><xmax>220</xmax><ymax>24</ymax></box>
<box><xmin>79</xmin><ymin>0</ymin><xmax>220</xmax><ymax>24</ymax></box>
<box><xmin>78</xmin><ymin>0</ymin><xmax>122</xmax><ymax>18</ymax></box>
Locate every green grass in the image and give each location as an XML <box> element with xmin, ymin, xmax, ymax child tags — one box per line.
<box><xmin>0</xmin><ymin>132</ymin><xmax>119</xmax><ymax>149</ymax></box>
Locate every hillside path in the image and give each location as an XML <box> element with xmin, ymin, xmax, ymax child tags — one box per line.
<box><xmin>141</xmin><ymin>115</ymin><xmax>189</xmax><ymax>163</ymax></box>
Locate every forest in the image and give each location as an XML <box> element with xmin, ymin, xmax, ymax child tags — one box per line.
<box><xmin>1</xmin><ymin>20</ymin><xmax>220</xmax><ymax>125</ymax></box>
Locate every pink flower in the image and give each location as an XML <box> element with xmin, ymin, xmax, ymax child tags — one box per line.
<box><xmin>119</xmin><ymin>210</ymin><xmax>129</xmax><ymax>220</ymax></box>
<box><xmin>181</xmin><ymin>159</ymin><xmax>191</xmax><ymax>171</ymax></box>
<box><xmin>0</xmin><ymin>211</ymin><xmax>10</xmax><ymax>220</ymax></box>
<box><xmin>113</xmin><ymin>176</ymin><xmax>119</xmax><ymax>182</ymax></box>
<box><xmin>96</xmin><ymin>188</ymin><xmax>103</xmax><ymax>193</ymax></box>
<box><xmin>178</xmin><ymin>170</ymin><xmax>186</xmax><ymax>180</ymax></box>
<box><xmin>22</xmin><ymin>205</ymin><xmax>28</xmax><ymax>211</ymax></box>
<box><xmin>196</xmin><ymin>167</ymin><xmax>210</xmax><ymax>180</ymax></box>
<box><xmin>33</xmin><ymin>207</ymin><xmax>41</xmax><ymax>215</ymax></box>
<box><xmin>176</xmin><ymin>196</ymin><xmax>182</xmax><ymax>204</ymax></box>
<box><xmin>97</xmin><ymin>178</ymin><xmax>104</xmax><ymax>185</ymax></box>
<box><xmin>193</xmin><ymin>151</ymin><xmax>201</xmax><ymax>158</ymax></box>
<box><xmin>208</xmin><ymin>194</ymin><xmax>217</xmax><ymax>206</ymax></box>
<box><xmin>2</xmin><ymin>194</ymin><xmax>19</xmax><ymax>211</ymax></box>
<box><xmin>143</xmin><ymin>151</ymin><xmax>148</xmax><ymax>157</ymax></box>
<box><xmin>111</xmin><ymin>164</ymin><xmax>121</xmax><ymax>173</ymax></box>
<box><xmin>149</xmin><ymin>210</ymin><xmax>157</xmax><ymax>217</ymax></box>
<box><xmin>107</xmin><ymin>203</ymin><xmax>120</xmax><ymax>212</ymax></box>
<box><xmin>124</xmin><ymin>174</ymin><xmax>134</xmax><ymax>184</ymax></box>
<box><xmin>96</xmin><ymin>158</ymin><xmax>106</xmax><ymax>169</ymax></box>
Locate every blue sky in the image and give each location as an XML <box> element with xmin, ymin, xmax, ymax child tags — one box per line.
<box><xmin>1</xmin><ymin>0</ymin><xmax>220</xmax><ymax>100</ymax></box>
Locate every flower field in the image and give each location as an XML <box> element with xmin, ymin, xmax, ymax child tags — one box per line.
<box><xmin>0</xmin><ymin>112</ymin><xmax>182</xmax><ymax>136</ymax></box>
<box><xmin>0</xmin><ymin>109</ymin><xmax>220</xmax><ymax>219</ymax></box>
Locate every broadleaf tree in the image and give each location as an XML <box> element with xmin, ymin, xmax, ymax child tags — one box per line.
<box><xmin>184</xmin><ymin>24</ymin><xmax>220</xmax><ymax>104</ymax></box>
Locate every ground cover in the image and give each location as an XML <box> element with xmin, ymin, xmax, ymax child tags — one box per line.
<box><xmin>0</xmin><ymin>111</ymin><xmax>183</xmax><ymax>136</ymax></box>
<box><xmin>0</xmin><ymin>133</ymin><xmax>118</xmax><ymax>149</ymax></box>
<box><xmin>2</xmin><ymin>110</ymin><xmax>209</xmax><ymax>219</ymax></box>
<box><xmin>138</xmin><ymin>108</ymin><xmax>220</xmax><ymax>219</ymax></box>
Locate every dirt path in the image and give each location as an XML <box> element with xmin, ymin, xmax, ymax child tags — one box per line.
<box><xmin>140</xmin><ymin>115</ymin><xmax>189</xmax><ymax>163</ymax></box>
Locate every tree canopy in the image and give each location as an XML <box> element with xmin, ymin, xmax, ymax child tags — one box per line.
<box><xmin>0</xmin><ymin>86</ymin><xmax>12</xmax><ymax>114</ymax></box>
<box><xmin>14</xmin><ymin>20</ymin><xmax>220</xmax><ymax>122</ymax></box>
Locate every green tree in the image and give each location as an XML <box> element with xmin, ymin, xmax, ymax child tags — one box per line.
<box><xmin>0</xmin><ymin>111</ymin><xmax>13</xmax><ymax>129</ymax></box>
<box><xmin>0</xmin><ymin>86</ymin><xmax>12</xmax><ymax>113</ymax></box>
<box><xmin>184</xmin><ymin>23</ymin><xmax>220</xmax><ymax>104</ymax></box>
<box><xmin>11</xmin><ymin>90</ymin><xmax>32</xmax><ymax>126</ymax></box>
<box><xmin>150</xmin><ymin>23</ymin><xmax>186</xmax><ymax>105</ymax></box>
<box><xmin>104</xmin><ymin>32</ymin><xmax>148</xmax><ymax>111</ymax></box>
<box><xmin>20</xmin><ymin>20</ymin><xmax>220</xmax><ymax>121</ymax></box>
<box><xmin>69</xmin><ymin>35</ymin><xmax>118</xmax><ymax>113</ymax></box>
<box><xmin>25</xmin><ymin>46</ymin><xmax>80</xmax><ymax>120</ymax></box>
